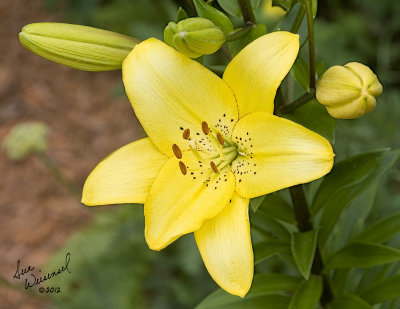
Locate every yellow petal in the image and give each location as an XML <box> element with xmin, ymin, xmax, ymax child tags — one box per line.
<box><xmin>231</xmin><ymin>112</ymin><xmax>334</xmax><ymax>198</ymax></box>
<box><xmin>223</xmin><ymin>31</ymin><xmax>299</xmax><ymax>117</ymax></box>
<box><xmin>82</xmin><ymin>138</ymin><xmax>167</xmax><ymax>206</ymax></box>
<box><xmin>326</xmin><ymin>94</ymin><xmax>377</xmax><ymax>119</ymax></box>
<box><xmin>122</xmin><ymin>38</ymin><xmax>238</xmax><ymax>157</ymax></box>
<box><xmin>145</xmin><ymin>151</ymin><xmax>236</xmax><ymax>250</ymax></box>
<box><xmin>195</xmin><ymin>193</ymin><xmax>253</xmax><ymax>297</ymax></box>
<box><xmin>345</xmin><ymin>62</ymin><xmax>383</xmax><ymax>96</ymax></box>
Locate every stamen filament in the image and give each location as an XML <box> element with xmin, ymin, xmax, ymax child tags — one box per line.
<box><xmin>222</xmin><ymin>146</ymin><xmax>237</xmax><ymax>154</ymax></box>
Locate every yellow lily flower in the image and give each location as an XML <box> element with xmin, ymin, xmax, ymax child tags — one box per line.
<box><xmin>82</xmin><ymin>31</ymin><xmax>334</xmax><ymax>297</ymax></box>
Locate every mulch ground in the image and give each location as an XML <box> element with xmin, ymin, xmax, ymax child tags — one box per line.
<box><xmin>0</xmin><ymin>1</ymin><xmax>143</xmax><ymax>308</ymax></box>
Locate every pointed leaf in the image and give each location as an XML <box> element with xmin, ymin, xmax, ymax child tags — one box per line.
<box><xmin>254</xmin><ymin>240</ymin><xmax>290</xmax><ymax>264</ymax></box>
<box><xmin>360</xmin><ymin>274</ymin><xmax>400</xmax><ymax>305</ymax></box>
<box><xmin>288</xmin><ymin>275</ymin><xmax>323</xmax><ymax>309</ymax></box>
<box><xmin>196</xmin><ymin>273</ymin><xmax>299</xmax><ymax>308</ymax></box>
<box><xmin>312</xmin><ymin>150</ymin><xmax>400</xmax><ymax>246</ymax></box>
<box><xmin>325</xmin><ymin>242</ymin><xmax>400</xmax><ymax>270</ymax></box>
<box><xmin>176</xmin><ymin>7</ymin><xmax>189</xmax><ymax>22</ymax></box>
<box><xmin>193</xmin><ymin>0</ymin><xmax>234</xmax><ymax>35</ymax></box>
<box><xmin>327</xmin><ymin>294</ymin><xmax>372</xmax><ymax>309</ymax></box>
<box><xmin>291</xmin><ymin>56</ymin><xmax>309</xmax><ymax>90</ymax></box>
<box><xmin>291</xmin><ymin>230</ymin><xmax>318</xmax><ymax>279</ymax></box>
<box><xmin>216</xmin><ymin>0</ymin><xmax>261</xmax><ymax>17</ymax></box>
<box><xmin>252</xmin><ymin>193</ymin><xmax>295</xmax><ymax>224</ymax></box>
<box><xmin>251</xmin><ymin>211</ymin><xmax>291</xmax><ymax>241</ymax></box>
<box><xmin>353</xmin><ymin>211</ymin><xmax>400</xmax><ymax>244</ymax></box>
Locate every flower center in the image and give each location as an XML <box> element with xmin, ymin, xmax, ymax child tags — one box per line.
<box><xmin>172</xmin><ymin>121</ymin><xmax>238</xmax><ymax>178</ymax></box>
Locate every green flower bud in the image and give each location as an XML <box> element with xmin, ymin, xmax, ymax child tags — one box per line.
<box><xmin>193</xmin><ymin>0</ymin><xmax>234</xmax><ymax>35</ymax></box>
<box><xmin>316</xmin><ymin>62</ymin><xmax>383</xmax><ymax>119</ymax></box>
<box><xmin>2</xmin><ymin>122</ymin><xmax>49</xmax><ymax>161</ymax></box>
<box><xmin>164</xmin><ymin>22</ymin><xmax>177</xmax><ymax>48</ymax></box>
<box><xmin>19</xmin><ymin>23</ymin><xmax>139</xmax><ymax>71</ymax></box>
<box><xmin>163</xmin><ymin>17</ymin><xmax>226</xmax><ymax>58</ymax></box>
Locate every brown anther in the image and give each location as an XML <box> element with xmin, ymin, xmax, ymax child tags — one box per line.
<box><xmin>201</xmin><ymin>121</ymin><xmax>209</xmax><ymax>135</ymax></box>
<box><xmin>216</xmin><ymin>132</ymin><xmax>224</xmax><ymax>145</ymax></box>
<box><xmin>179</xmin><ymin>161</ymin><xmax>187</xmax><ymax>175</ymax></box>
<box><xmin>172</xmin><ymin>144</ymin><xmax>182</xmax><ymax>159</ymax></box>
<box><xmin>183</xmin><ymin>128</ymin><xmax>190</xmax><ymax>140</ymax></box>
<box><xmin>210</xmin><ymin>161</ymin><xmax>218</xmax><ymax>173</ymax></box>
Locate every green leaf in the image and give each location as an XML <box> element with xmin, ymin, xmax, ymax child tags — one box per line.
<box><xmin>251</xmin><ymin>211</ymin><xmax>291</xmax><ymax>241</ymax></box>
<box><xmin>248</xmin><ymin>273</ymin><xmax>301</xmax><ymax>295</ymax></box>
<box><xmin>228</xmin><ymin>23</ymin><xmax>267</xmax><ymax>57</ymax></box>
<box><xmin>193</xmin><ymin>0</ymin><xmax>234</xmax><ymax>34</ymax></box>
<box><xmin>291</xmin><ymin>56</ymin><xmax>309</xmax><ymax>90</ymax></box>
<box><xmin>325</xmin><ymin>242</ymin><xmax>400</xmax><ymax>270</ymax></box>
<box><xmin>254</xmin><ymin>240</ymin><xmax>290</xmax><ymax>264</ymax></box>
<box><xmin>291</xmin><ymin>230</ymin><xmax>318</xmax><ymax>279</ymax></box>
<box><xmin>288</xmin><ymin>275</ymin><xmax>323</xmax><ymax>309</ymax></box>
<box><xmin>176</xmin><ymin>7</ymin><xmax>189</xmax><ymax>22</ymax></box>
<box><xmin>283</xmin><ymin>99</ymin><xmax>335</xmax><ymax>143</ymax></box>
<box><xmin>250</xmin><ymin>195</ymin><xmax>266</xmax><ymax>212</ymax></box>
<box><xmin>327</xmin><ymin>294</ymin><xmax>372</xmax><ymax>309</ymax></box>
<box><xmin>272</xmin><ymin>0</ymin><xmax>293</xmax><ymax>11</ymax></box>
<box><xmin>359</xmin><ymin>274</ymin><xmax>400</xmax><ymax>305</ymax></box>
<box><xmin>196</xmin><ymin>273</ymin><xmax>299</xmax><ymax>309</ymax></box>
<box><xmin>274</xmin><ymin>3</ymin><xmax>302</xmax><ymax>31</ymax></box>
<box><xmin>312</xmin><ymin>150</ymin><xmax>400</xmax><ymax>246</ymax></box>
<box><xmin>216</xmin><ymin>0</ymin><xmax>261</xmax><ymax>17</ymax></box>
<box><xmin>353</xmin><ymin>211</ymin><xmax>400</xmax><ymax>244</ymax></box>
<box><xmin>251</xmin><ymin>193</ymin><xmax>295</xmax><ymax>224</ymax></box>
<box><xmin>312</xmin><ymin>0</ymin><xmax>318</xmax><ymax>17</ymax></box>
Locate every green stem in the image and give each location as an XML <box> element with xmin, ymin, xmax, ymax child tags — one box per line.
<box><xmin>305</xmin><ymin>0</ymin><xmax>316</xmax><ymax>89</ymax></box>
<box><xmin>237</xmin><ymin>0</ymin><xmax>256</xmax><ymax>24</ymax></box>
<box><xmin>221</xmin><ymin>44</ymin><xmax>233</xmax><ymax>60</ymax></box>
<box><xmin>290</xmin><ymin>5</ymin><xmax>306</xmax><ymax>33</ymax></box>
<box><xmin>226</xmin><ymin>24</ymin><xmax>253</xmax><ymax>42</ymax></box>
<box><xmin>36</xmin><ymin>153</ymin><xmax>82</xmax><ymax>200</ymax></box>
<box><xmin>278</xmin><ymin>88</ymin><xmax>316</xmax><ymax>114</ymax></box>
<box><xmin>289</xmin><ymin>185</ymin><xmax>334</xmax><ymax>307</ymax></box>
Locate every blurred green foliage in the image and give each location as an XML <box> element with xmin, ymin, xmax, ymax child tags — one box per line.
<box><xmin>40</xmin><ymin>0</ymin><xmax>400</xmax><ymax>308</ymax></box>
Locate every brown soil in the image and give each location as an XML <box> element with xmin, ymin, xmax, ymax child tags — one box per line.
<box><xmin>0</xmin><ymin>1</ymin><xmax>143</xmax><ymax>308</ymax></box>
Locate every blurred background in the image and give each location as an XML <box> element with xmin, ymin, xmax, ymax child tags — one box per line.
<box><xmin>0</xmin><ymin>0</ymin><xmax>399</xmax><ymax>308</ymax></box>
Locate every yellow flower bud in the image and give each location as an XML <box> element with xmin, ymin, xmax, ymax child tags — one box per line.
<box><xmin>19</xmin><ymin>23</ymin><xmax>139</xmax><ymax>71</ymax></box>
<box><xmin>316</xmin><ymin>62</ymin><xmax>383</xmax><ymax>119</ymax></box>
<box><xmin>2</xmin><ymin>122</ymin><xmax>49</xmax><ymax>161</ymax></box>
<box><xmin>163</xmin><ymin>17</ymin><xmax>226</xmax><ymax>58</ymax></box>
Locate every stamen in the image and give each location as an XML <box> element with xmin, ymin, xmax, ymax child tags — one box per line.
<box><xmin>210</xmin><ymin>161</ymin><xmax>218</xmax><ymax>173</ymax></box>
<box><xmin>179</xmin><ymin>161</ymin><xmax>187</xmax><ymax>175</ymax></box>
<box><xmin>216</xmin><ymin>132</ymin><xmax>225</xmax><ymax>145</ymax></box>
<box><xmin>202</xmin><ymin>121</ymin><xmax>209</xmax><ymax>135</ymax></box>
<box><xmin>172</xmin><ymin>144</ymin><xmax>182</xmax><ymax>159</ymax></box>
<box><xmin>183</xmin><ymin>129</ymin><xmax>190</xmax><ymax>140</ymax></box>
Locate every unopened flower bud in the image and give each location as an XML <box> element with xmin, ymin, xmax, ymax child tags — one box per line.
<box><xmin>19</xmin><ymin>23</ymin><xmax>139</xmax><ymax>71</ymax></box>
<box><xmin>2</xmin><ymin>122</ymin><xmax>49</xmax><ymax>161</ymax></box>
<box><xmin>316</xmin><ymin>62</ymin><xmax>383</xmax><ymax>119</ymax></box>
<box><xmin>164</xmin><ymin>17</ymin><xmax>226</xmax><ymax>58</ymax></box>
